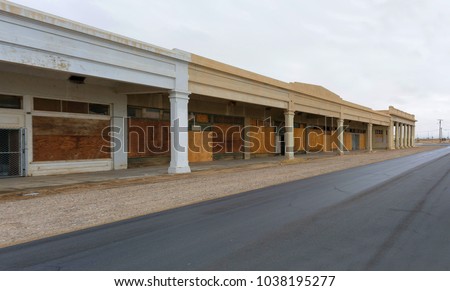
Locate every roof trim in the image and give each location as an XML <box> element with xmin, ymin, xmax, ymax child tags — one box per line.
<box><xmin>0</xmin><ymin>1</ymin><xmax>190</xmax><ymax>61</ymax></box>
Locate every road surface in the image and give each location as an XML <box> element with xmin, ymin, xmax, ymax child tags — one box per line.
<box><xmin>1</xmin><ymin>146</ymin><xmax>449</xmax><ymax>270</ymax></box>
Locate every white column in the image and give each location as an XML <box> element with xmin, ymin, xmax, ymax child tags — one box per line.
<box><xmin>388</xmin><ymin>121</ymin><xmax>394</xmax><ymax>150</ymax></box>
<box><xmin>337</xmin><ymin>118</ymin><xmax>344</xmax><ymax>155</ymax></box>
<box><xmin>168</xmin><ymin>90</ymin><xmax>191</xmax><ymax>174</ymax></box>
<box><xmin>399</xmin><ymin>123</ymin><xmax>404</xmax><ymax>148</ymax></box>
<box><xmin>412</xmin><ymin>125</ymin><xmax>416</xmax><ymax>147</ymax></box>
<box><xmin>284</xmin><ymin>110</ymin><xmax>295</xmax><ymax>159</ymax></box>
<box><xmin>367</xmin><ymin>123</ymin><xmax>373</xmax><ymax>152</ymax></box>
<box><xmin>405</xmin><ymin>124</ymin><xmax>410</xmax><ymax>148</ymax></box>
<box><xmin>395</xmin><ymin>122</ymin><xmax>400</xmax><ymax>149</ymax></box>
<box><xmin>243</xmin><ymin>117</ymin><xmax>252</xmax><ymax>160</ymax></box>
<box><xmin>405</xmin><ymin>125</ymin><xmax>409</xmax><ymax>148</ymax></box>
<box><xmin>112</xmin><ymin>95</ymin><xmax>128</xmax><ymax>170</ymax></box>
<box><xmin>408</xmin><ymin>125</ymin><xmax>412</xmax><ymax>147</ymax></box>
<box><xmin>404</xmin><ymin>124</ymin><xmax>408</xmax><ymax>148</ymax></box>
<box><xmin>23</xmin><ymin>95</ymin><xmax>33</xmax><ymax>176</ymax></box>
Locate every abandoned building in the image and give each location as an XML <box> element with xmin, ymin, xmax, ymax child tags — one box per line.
<box><xmin>0</xmin><ymin>2</ymin><xmax>416</xmax><ymax>177</ymax></box>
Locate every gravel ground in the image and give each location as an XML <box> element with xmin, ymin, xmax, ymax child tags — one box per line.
<box><xmin>0</xmin><ymin>147</ymin><xmax>440</xmax><ymax>248</ymax></box>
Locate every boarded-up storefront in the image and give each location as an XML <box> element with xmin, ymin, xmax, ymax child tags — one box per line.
<box><xmin>359</xmin><ymin>133</ymin><xmax>366</xmax><ymax>150</ymax></box>
<box><xmin>190</xmin><ymin>114</ymin><xmax>244</xmax><ymax>160</ymax></box>
<box><xmin>33</xmin><ymin>116</ymin><xmax>110</xmax><ymax>161</ymax></box>
<box><xmin>293</xmin><ymin>126</ymin><xmax>305</xmax><ymax>152</ymax></box>
<box><xmin>247</xmin><ymin>119</ymin><xmax>276</xmax><ymax>156</ymax></box>
<box><xmin>308</xmin><ymin>128</ymin><xmax>325</xmax><ymax>152</ymax></box>
<box><xmin>188</xmin><ymin>131</ymin><xmax>213</xmax><ymax>162</ymax></box>
<box><xmin>344</xmin><ymin>132</ymin><xmax>353</xmax><ymax>151</ymax></box>
<box><xmin>128</xmin><ymin>117</ymin><xmax>170</xmax><ymax>166</ymax></box>
<box><xmin>32</xmin><ymin>96</ymin><xmax>112</xmax><ymax>163</ymax></box>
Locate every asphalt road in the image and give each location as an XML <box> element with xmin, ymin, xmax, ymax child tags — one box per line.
<box><xmin>1</xmin><ymin>146</ymin><xmax>449</xmax><ymax>270</ymax></box>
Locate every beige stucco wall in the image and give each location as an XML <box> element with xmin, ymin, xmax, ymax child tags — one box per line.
<box><xmin>189</xmin><ymin>54</ymin><xmax>409</xmax><ymax>127</ymax></box>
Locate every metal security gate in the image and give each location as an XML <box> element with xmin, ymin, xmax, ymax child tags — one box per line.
<box><xmin>0</xmin><ymin>129</ymin><xmax>26</xmax><ymax>177</ymax></box>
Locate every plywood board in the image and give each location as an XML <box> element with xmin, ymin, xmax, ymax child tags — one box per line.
<box><xmin>211</xmin><ymin>123</ymin><xmax>243</xmax><ymax>154</ymax></box>
<box><xmin>308</xmin><ymin>129</ymin><xmax>324</xmax><ymax>152</ymax></box>
<box><xmin>33</xmin><ymin>116</ymin><xmax>110</xmax><ymax>161</ymax></box>
<box><xmin>344</xmin><ymin>132</ymin><xmax>353</xmax><ymax>151</ymax></box>
<box><xmin>248</xmin><ymin>126</ymin><xmax>275</xmax><ymax>154</ymax></box>
<box><xmin>293</xmin><ymin>128</ymin><xmax>305</xmax><ymax>152</ymax></box>
<box><xmin>189</xmin><ymin>131</ymin><xmax>213</xmax><ymax>162</ymax></box>
<box><xmin>128</xmin><ymin>118</ymin><xmax>170</xmax><ymax>158</ymax></box>
<box><xmin>359</xmin><ymin>133</ymin><xmax>366</xmax><ymax>150</ymax></box>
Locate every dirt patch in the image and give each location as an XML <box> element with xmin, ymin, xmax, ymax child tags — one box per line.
<box><xmin>0</xmin><ymin>146</ymin><xmax>441</xmax><ymax>248</ymax></box>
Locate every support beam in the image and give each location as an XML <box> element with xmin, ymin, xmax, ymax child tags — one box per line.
<box><xmin>367</xmin><ymin>123</ymin><xmax>373</xmax><ymax>152</ymax></box>
<box><xmin>337</xmin><ymin>118</ymin><xmax>344</xmax><ymax>155</ymax></box>
<box><xmin>168</xmin><ymin>90</ymin><xmax>191</xmax><ymax>174</ymax></box>
<box><xmin>284</xmin><ymin>110</ymin><xmax>295</xmax><ymax>159</ymax></box>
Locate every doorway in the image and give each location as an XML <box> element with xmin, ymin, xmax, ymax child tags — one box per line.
<box><xmin>0</xmin><ymin>129</ymin><xmax>25</xmax><ymax>177</ymax></box>
<box><xmin>352</xmin><ymin>134</ymin><xmax>360</xmax><ymax>151</ymax></box>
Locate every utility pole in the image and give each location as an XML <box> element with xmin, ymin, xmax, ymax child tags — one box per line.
<box><xmin>438</xmin><ymin>119</ymin><xmax>443</xmax><ymax>142</ymax></box>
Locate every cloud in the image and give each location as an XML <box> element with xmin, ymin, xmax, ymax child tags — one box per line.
<box><xmin>9</xmin><ymin>0</ymin><xmax>450</xmax><ymax>136</ymax></box>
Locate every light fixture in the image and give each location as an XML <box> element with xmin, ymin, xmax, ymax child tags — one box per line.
<box><xmin>68</xmin><ymin>75</ymin><xmax>86</xmax><ymax>84</ymax></box>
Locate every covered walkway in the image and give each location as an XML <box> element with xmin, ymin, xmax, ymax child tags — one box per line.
<box><xmin>0</xmin><ymin>150</ymin><xmax>352</xmax><ymax>195</ymax></box>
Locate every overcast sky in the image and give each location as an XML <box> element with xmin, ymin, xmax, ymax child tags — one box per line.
<box><xmin>11</xmin><ymin>0</ymin><xmax>449</xmax><ymax>138</ymax></box>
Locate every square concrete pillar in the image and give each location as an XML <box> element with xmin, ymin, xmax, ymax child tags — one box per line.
<box><xmin>337</xmin><ymin>118</ymin><xmax>344</xmax><ymax>155</ymax></box>
<box><xmin>284</xmin><ymin>110</ymin><xmax>295</xmax><ymax>159</ymax></box>
<box><xmin>388</xmin><ymin>121</ymin><xmax>395</xmax><ymax>150</ymax></box>
<box><xmin>112</xmin><ymin>116</ymin><xmax>128</xmax><ymax>170</ymax></box>
<box><xmin>399</xmin><ymin>123</ymin><xmax>404</xmax><ymax>148</ymax></box>
<box><xmin>394</xmin><ymin>122</ymin><xmax>399</xmax><ymax>149</ymax></box>
<box><xmin>304</xmin><ymin>125</ymin><xmax>310</xmax><ymax>153</ymax></box>
<box><xmin>382</xmin><ymin>127</ymin><xmax>388</xmax><ymax>149</ymax></box>
<box><xmin>406</xmin><ymin>125</ymin><xmax>410</xmax><ymax>148</ymax></box>
<box><xmin>408</xmin><ymin>125</ymin><xmax>412</xmax><ymax>147</ymax></box>
<box><xmin>243</xmin><ymin>117</ymin><xmax>252</xmax><ymax>160</ymax></box>
<box><xmin>111</xmin><ymin>95</ymin><xmax>128</xmax><ymax>170</ymax></box>
<box><xmin>404</xmin><ymin>124</ymin><xmax>408</xmax><ymax>148</ymax></box>
<box><xmin>168</xmin><ymin>90</ymin><xmax>191</xmax><ymax>174</ymax></box>
<box><xmin>367</xmin><ymin>123</ymin><xmax>373</xmax><ymax>152</ymax></box>
<box><xmin>405</xmin><ymin>124</ymin><xmax>410</xmax><ymax>148</ymax></box>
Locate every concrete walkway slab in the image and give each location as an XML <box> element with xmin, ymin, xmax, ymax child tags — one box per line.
<box><xmin>0</xmin><ymin>154</ymin><xmax>330</xmax><ymax>194</ymax></box>
<box><xmin>0</xmin><ymin>150</ymin><xmax>386</xmax><ymax>195</ymax></box>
